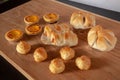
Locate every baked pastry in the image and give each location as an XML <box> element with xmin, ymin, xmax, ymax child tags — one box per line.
<box><xmin>24</xmin><ymin>15</ymin><xmax>39</xmax><ymax>25</ymax></box>
<box><xmin>70</xmin><ymin>12</ymin><xmax>95</xmax><ymax>29</ymax></box>
<box><xmin>16</xmin><ymin>41</ymin><xmax>31</xmax><ymax>54</ymax></box>
<box><xmin>49</xmin><ymin>58</ymin><xmax>65</xmax><ymax>74</ymax></box>
<box><xmin>60</xmin><ymin>46</ymin><xmax>75</xmax><ymax>60</ymax></box>
<box><xmin>41</xmin><ymin>24</ymin><xmax>78</xmax><ymax>46</ymax></box>
<box><xmin>5</xmin><ymin>29</ymin><xmax>23</xmax><ymax>42</ymax></box>
<box><xmin>87</xmin><ymin>25</ymin><xmax>117</xmax><ymax>51</ymax></box>
<box><xmin>33</xmin><ymin>47</ymin><xmax>47</xmax><ymax>62</ymax></box>
<box><xmin>25</xmin><ymin>24</ymin><xmax>42</xmax><ymax>35</ymax></box>
<box><xmin>43</xmin><ymin>13</ymin><xmax>59</xmax><ymax>23</ymax></box>
<box><xmin>75</xmin><ymin>55</ymin><xmax>91</xmax><ymax>70</ymax></box>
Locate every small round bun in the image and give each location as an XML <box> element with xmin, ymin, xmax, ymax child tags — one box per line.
<box><xmin>87</xmin><ymin>25</ymin><xmax>117</xmax><ymax>51</ymax></box>
<box><xmin>49</xmin><ymin>58</ymin><xmax>65</xmax><ymax>74</ymax></box>
<box><xmin>70</xmin><ymin>12</ymin><xmax>95</xmax><ymax>29</ymax></box>
<box><xmin>25</xmin><ymin>24</ymin><xmax>42</xmax><ymax>35</ymax></box>
<box><xmin>16</xmin><ymin>41</ymin><xmax>31</xmax><ymax>54</ymax></box>
<box><xmin>5</xmin><ymin>29</ymin><xmax>23</xmax><ymax>42</ymax></box>
<box><xmin>24</xmin><ymin>15</ymin><xmax>39</xmax><ymax>25</ymax></box>
<box><xmin>75</xmin><ymin>55</ymin><xmax>91</xmax><ymax>70</ymax></box>
<box><xmin>43</xmin><ymin>13</ymin><xmax>59</xmax><ymax>23</ymax></box>
<box><xmin>33</xmin><ymin>47</ymin><xmax>47</xmax><ymax>62</ymax></box>
<box><xmin>60</xmin><ymin>46</ymin><xmax>75</xmax><ymax>60</ymax></box>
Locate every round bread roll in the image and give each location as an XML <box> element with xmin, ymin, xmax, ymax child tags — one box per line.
<box><xmin>70</xmin><ymin>12</ymin><xmax>95</xmax><ymax>29</ymax></box>
<box><xmin>33</xmin><ymin>47</ymin><xmax>47</xmax><ymax>62</ymax></box>
<box><xmin>24</xmin><ymin>15</ymin><xmax>39</xmax><ymax>25</ymax></box>
<box><xmin>49</xmin><ymin>58</ymin><xmax>65</xmax><ymax>74</ymax></box>
<box><xmin>75</xmin><ymin>55</ymin><xmax>91</xmax><ymax>70</ymax></box>
<box><xmin>25</xmin><ymin>24</ymin><xmax>42</xmax><ymax>35</ymax></box>
<box><xmin>5</xmin><ymin>29</ymin><xmax>23</xmax><ymax>42</ymax></box>
<box><xmin>60</xmin><ymin>46</ymin><xmax>75</xmax><ymax>60</ymax></box>
<box><xmin>88</xmin><ymin>25</ymin><xmax>117</xmax><ymax>51</ymax></box>
<box><xmin>16</xmin><ymin>41</ymin><xmax>31</xmax><ymax>54</ymax></box>
<box><xmin>43</xmin><ymin>13</ymin><xmax>59</xmax><ymax>23</ymax></box>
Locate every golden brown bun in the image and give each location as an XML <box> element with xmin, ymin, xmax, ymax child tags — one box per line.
<box><xmin>88</xmin><ymin>25</ymin><xmax>117</xmax><ymax>51</ymax></box>
<box><xmin>43</xmin><ymin>13</ymin><xmax>59</xmax><ymax>23</ymax></box>
<box><xmin>25</xmin><ymin>24</ymin><xmax>42</xmax><ymax>35</ymax></box>
<box><xmin>49</xmin><ymin>58</ymin><xmax>65</xmax><ymax>74</ymax></box>
<box><xmin>41</xmin><ymin>24</ymin><xmax>78</xmax><ymax>46</ymax></box>
<box><xmin>16</xmin><ymin>41</ymin><xmax>31</xmax><ymax>54</ymax></box>
<box><xmin>24</xmin><ymin>15</ymin><xmax>39</xmax><ymax>25</ymax></box>
<box><xmin>70</xmin><ymin>12</ymin><xmax>95</xmax><ymax>29</ymax></box>
<box><xmin>5</xmin><ymin>29</ymin><xmax>23</xmax><ymax>42</ymax></box>
<box><xmin>33</xmin><ymin>47</ymin><xmax>47</xmax><ymax>62</ymax></box>
<box><xmin>75</xmin><ymin>55</ymin><xmax>91</xmax><ymax>70</ymax></box>
<box><xmin>60</xmin><ymin>46</ymin><xmax>75</xmax><ymax>60</ymax></box>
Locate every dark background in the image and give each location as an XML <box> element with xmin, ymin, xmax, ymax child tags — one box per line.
<box><xmin>0</xmin><ymin>0</ymin><xmax>120</xmax><ymax>80</ymax></box>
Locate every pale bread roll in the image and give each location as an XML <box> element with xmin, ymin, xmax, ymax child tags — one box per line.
<box><xmin>16</xmin><ymin>41</ymin><xmax>31</xmax><ymax>54</ymax></box>
<box><xmin>75</xmin><ymin>55</ymin><xmax>91</xmax><ymax>70</ymax></box>
<box><xmin>33</xmin><ymin>47</ymin><xmax>47</xmax><ymax>62</ymax></box>
<box><xmin>49</xmin><ymin>58</ymin><xmax>65</xmax><ymax>74</ymax></box>
<box><xmin>60</xmin><ymin>46</ymin><xmax>75</xmax><ymax>60</ymax></box>
<box><xmin>88</xmin><ymin>25</ymin><xmax>117</xmax><ymax>51</ymax></box>
<box><xmin>70</xmin><ymin>12</ymin><xmax>95</xmax><ymax>29</ymax></box>
<box><xmin>41</xmin><ymin>24</ymin><xmax>78</xmax><ymax>46</ymax></box>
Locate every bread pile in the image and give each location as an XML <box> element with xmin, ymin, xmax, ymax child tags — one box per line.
<box><xmin>87</xmin><ymin>25</ymin><xmax>117</xmax><ymax>51</ymax></box>
<box><xmin>70</xmin><ymin>12</ymin><xmax>95</xmax><ymax>29</ymax></box>
<box><xmin>4</xmin><ymin>11</ymin><xmax>118</xmax><ymax>75</ymax></box>
<box><xmin>41</xmin><ymin>24</ymin><xmax>78</xmax><ymax>46</ymax></box>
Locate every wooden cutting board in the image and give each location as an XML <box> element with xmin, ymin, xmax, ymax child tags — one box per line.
<box><xmin>0</xmin><ymin>0</ymin><xmax>120</xmax><ymax>80</ymax></box>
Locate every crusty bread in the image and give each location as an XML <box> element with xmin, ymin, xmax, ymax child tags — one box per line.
<box><xmin>87</xmin><ymin>25</ymin><xmax>117</xmax><ymax>51</ymax></box>
<box><xmin>49</xmin><ymin>58</ymin><xmax>65</xmax><ymax>74</ymax></box>
<box><xmin>33</xmin><ymin>47</ymin><xmax>47</xmax><ymax>62</ymax></box>
<box><xmin>16</xmin><ymin>41</ymin><xmax>31</xmax><ymax>54</ymax></box>
<box><xmin>75</xmin><ymin>55</ymin><xmax>91</xmax><ymax>70</ymax></box>
<box><xmin>60</xmin><ymin>46</ymin><xmax>75</xmax><ymax>60</ymax></box>
<box><xmin>70</xmin><ymin>12</ymin><xmax>95</xmax><ymax>29</ymax></box>
<box><xmin>41</xmin><ymin>24</ymin><xmax>78</xmax><ymax>46</ymax></box>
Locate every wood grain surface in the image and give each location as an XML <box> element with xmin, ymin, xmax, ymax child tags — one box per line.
<box><xmin>0</xmin><ymin>0</ymin><xmax>120</xmax><ymax>80</ymax></box>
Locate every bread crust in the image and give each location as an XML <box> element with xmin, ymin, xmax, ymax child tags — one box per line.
<box><xmin>87</xmin><ymin>25</ymin><xmax>117</xmax><ymax>51</ymax></box>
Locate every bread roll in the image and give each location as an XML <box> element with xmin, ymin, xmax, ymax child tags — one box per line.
<box><xmin>88</xmin><ymin>25</ymin><xmax>117</xmax><ymax>51</ymax></box>
<box><xmin>5</xmin><ymin>29</ymin><xmax>23</xmax><ymax>42</ymax></box>
<box><xmin>70</xmin><ymin>12</ymin><xmax>95</xmax><ymax>29</ymax></box>
<box><xmin>33</xmin><ymin>47</ymin><xmax>47</xmax><ymax>62</ymax></box>
<box><xmin>16</xmin><ymin>41</ymin><xmax>31</xmax><ymax>54</ymax></box>
<box><xmin>75</xmin><ymin>55</ymin><xmax>91</xmax><ymax>70</ymax></box>
<box><xmin>43</xmin><ymin>13</ymin><xmax>59</xmax><ymax>23</ymax></box>
<box><xmin>41</xmin><ymin>24</ymin><xmax>78</xmax><ymax>46</ymax></box>
<box><xmin>60</xmin><ymin>46</ymin><xmax>75</xmax><ymax>60</ymax></box>
<box><xmin>49</xmin><ymin>58</ymin><xmax>65</xmax><ymax>74</ymax></box>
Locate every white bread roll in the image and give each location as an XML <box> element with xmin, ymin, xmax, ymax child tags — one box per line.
<box><xmin>41</xmin><ymin>24</ymin><xmax>78</xmax><ymax>46</ymax></box>
<box><xmin>88</xmin><ymin>25</ymin><xmax>117</xmax><ymax>51</ymax></box>
<box><xmin>70</xmin><ymin>12</ymin><xmax>95</xmax><ymax>29</ymax></box>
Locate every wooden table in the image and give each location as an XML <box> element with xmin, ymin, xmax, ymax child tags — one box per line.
<box><xmin>0</xmin><ymin>0</ymin><xmax>120</xmax><ymax>80</ymax></box>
